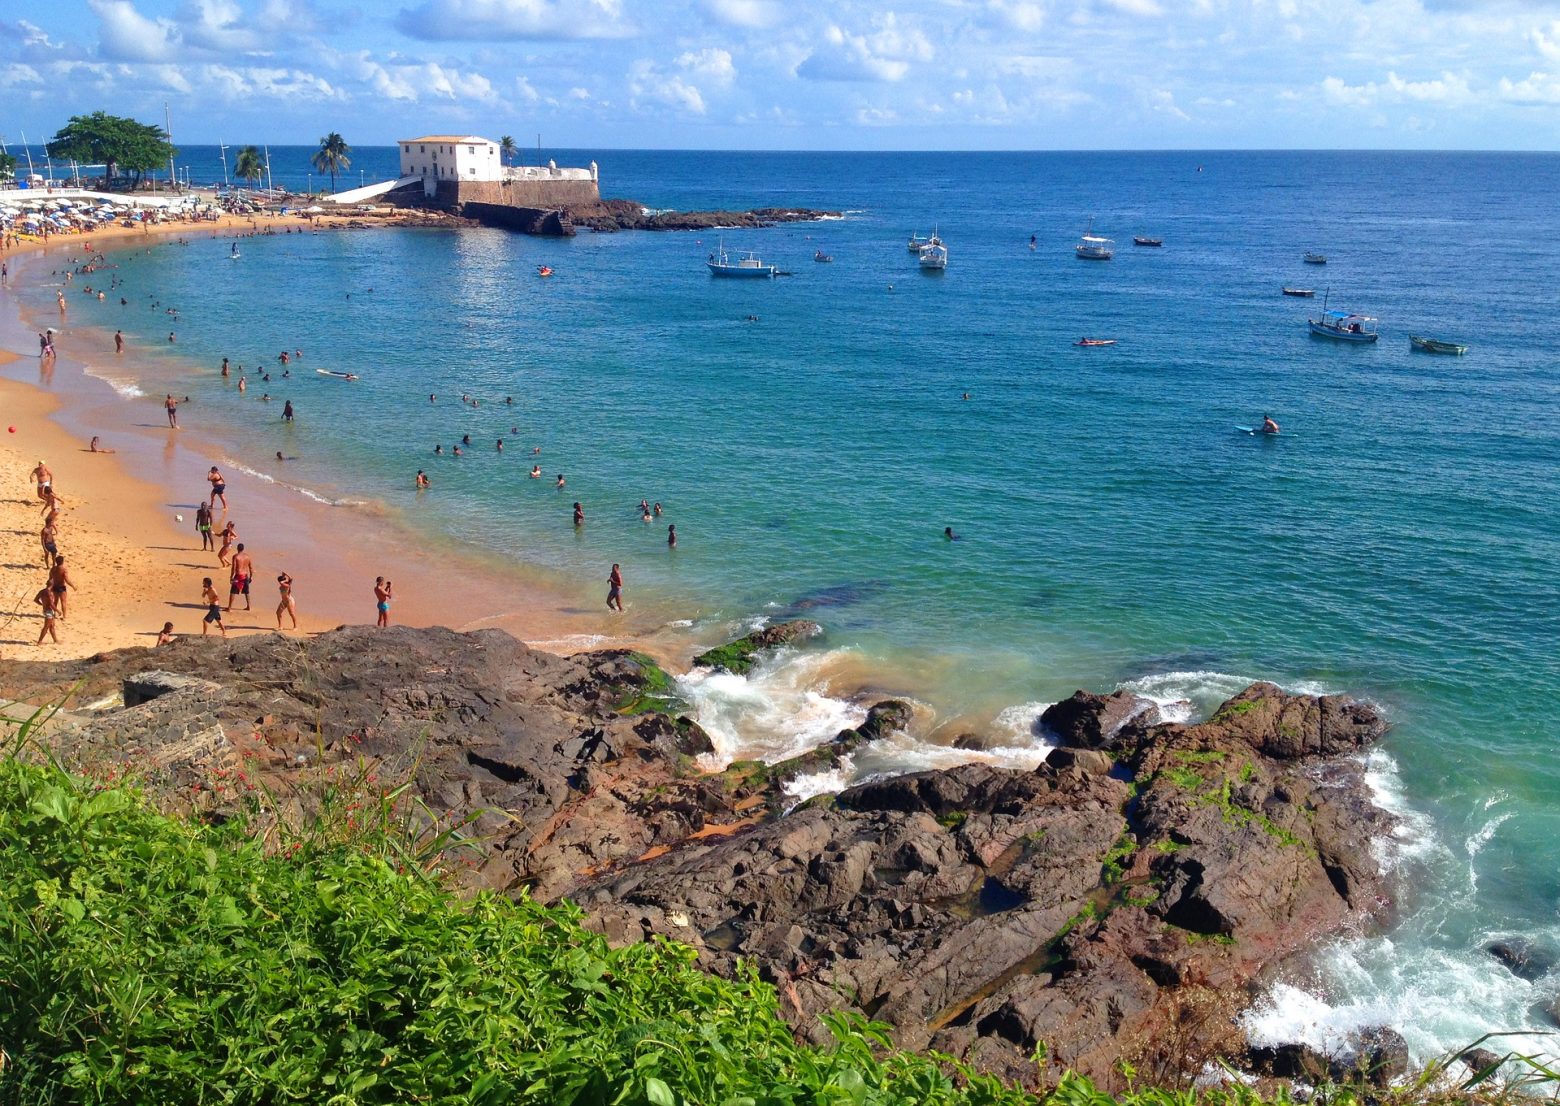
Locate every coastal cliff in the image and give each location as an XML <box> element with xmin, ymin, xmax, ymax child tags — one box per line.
<box><xmin>0</xmin><ymin>625</ymin><xmax>1403</xmax><ymax>1088</ymax></box>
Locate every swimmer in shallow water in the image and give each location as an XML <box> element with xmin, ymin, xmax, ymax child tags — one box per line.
<box><xmin>944</xmin><ymin>527</ymin><xmax>960</xmax><ymax>540</ymax></box>
<box><xmin>530</xmin><ymin>465</ymin><xmax>542</xmax><ymax>478</ymax></box>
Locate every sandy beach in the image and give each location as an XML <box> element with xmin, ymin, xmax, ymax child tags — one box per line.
<box><xmin>0</xmin><ymin>212</ymin><xmax>687</xmax><ymax>665</ymax></box>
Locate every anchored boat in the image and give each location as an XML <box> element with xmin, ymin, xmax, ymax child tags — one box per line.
<box><xmin>1076</xmin><ymin>221</ymin><xmax>1114</xmax><ymax>260</ymax></box>
<box><xmin>707</xmin><ymin>241</ymin><xmax>776</xmax><ymax>279</ymax></box>
<box><xmin>1303</xmin><ymin>252</ymin><xmax>1327</xmax><ymax>264</ymax></box>
<box><xmin>918</xmin><ymin>238</ymin><xmax>948</xmax><ymax>271</ymax></box>
<box><xmin>1309</xmin><ymin>308</ymin><xmax>1378</xmax><ymax>342</ymax></box>
<box><xmin>1282</xmin><ymin>287</ymin><xmax>1316</xmax><ymax>297</ymax></box>
<box><xmin>1409</xmin><ymin>335</ymin><xmax>1468</xmax><ymax>355</ymax></box>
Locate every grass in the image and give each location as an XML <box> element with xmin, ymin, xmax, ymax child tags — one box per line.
<box><xmin>2</xmin><ymin>703</ymin><xmax>1554</xmax><ymax>1106</ymax></box>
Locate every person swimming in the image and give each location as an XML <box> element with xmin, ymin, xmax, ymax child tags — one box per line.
<box><xmin>944</xmin><ymin>527</ymin><xmax>960</xmax><ymax>540</ymax></box>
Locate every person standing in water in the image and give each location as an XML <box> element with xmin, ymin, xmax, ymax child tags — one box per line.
<box><xmin>574</xmin><ymin>502</ymin><xmax>585</xmax><ymax>527</ymax></box>
<box><xmin>283</xmin><ymin>400</ymin><xmax>294</xmax><ymax>422</ymax></box>
<box><xmin>114</xmin><ymin>330</ymin><xmax>124</xmax><ymax>353</ymax></box>
<box><xmin>607</xmin><ymin>564</ymin><xmax>623</xmax><ymax>611</ymax></box>
<box><xmin>667</xmin><ymin>524</ymin><xmax>677</xmax><ymax>548</ymax></box>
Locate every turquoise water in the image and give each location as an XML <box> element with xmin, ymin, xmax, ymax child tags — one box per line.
<box><xmin>17</xmin><ymin>149</ymin><xmax>1560</xmax><ymax>1054</ymax></box>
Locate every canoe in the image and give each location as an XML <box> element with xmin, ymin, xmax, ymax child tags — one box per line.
<box><xmin>1075</xmin><ymin>339</ymin><xmax>1117</xmax><ymax>347</ymax></box>
<box><xmin>1409</xmin><ymin>335</ymin><xmax>1468</xmax><ymax>355</ymax></box>
<box><xmin>1133</xmin><ymin>237</ymin><xmax>1163</xmax><ymax>247</ymax></box>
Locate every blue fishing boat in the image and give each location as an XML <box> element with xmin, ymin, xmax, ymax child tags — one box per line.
<box><xmin>1309</xmin><ymin>308</ymin><xmax>1379</xmax><ymax>342</ymax></box>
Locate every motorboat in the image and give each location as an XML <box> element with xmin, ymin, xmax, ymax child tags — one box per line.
<box><xmin>813</xmin><ymin>250</ymin><xmax>833</xmax><ymax>263</ymax></box>
<box><xmin>907</xmin><ymin>233</ymin><xmax>930</xmax><ymax>251</ymax></box>
<box><xmin>1133</xmin><ymin>237</ymin><xmax>1163</xmax><ymax>247</ymax></box>
<box><xmin>1303</xmin><ymin>252</ymin><xmax>1327</xmax><ymax>264</ymax></box>
<box><xmin>537</xmin><ymin>265</ymin><xmax>554</xmax><ymax>277</ymax></box>
<box><xmin>1076</xmin><ymin>222</ymin><xmax>1114</xmax><ymax>260</ymax></box>
<box><xmin>1282</xmin><ymin>287</ymin><xmax>1316</xmax><ymax>297</ymax></box>
<box><xmin>1409</xmin><ymin>335</ymin><xmax>1468</xmax><ymax>355</ymax></box>
<box><xmin>1309</xmin><ymin>308</ymin><xmax>1378</xmax><ymax>342</ymax></box>
<box><xmin>707</xmin><ymin>242</ymin><xmax>776</xmax><ymax>278</ymax></box>
<box><xmin>1075</xmin><ymin>338</ymin><xmax>1116</xmax><ymax>347</ymax></box>
<box><xmin>918</xmin><ymin>239</ymin><xmax>948</xmax><ymax>271</ymax></box>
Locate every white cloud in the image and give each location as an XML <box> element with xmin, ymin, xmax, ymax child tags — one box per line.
<box><xmin>177</xmin><ymin>0</ymin><xmax>268</xmax><ymax>52</ymax></box>
<box><xmin>1321</xmin><ymin>70</ymin><xmax>1472</xmax><ymax>107</ymax></box>
<box><xmin>677</xmin><ymin>47</ymin><xmax>736</xmax><ymax>87</ymax></box>
<box><xmin>699</xmin><ymin>0</ymin><xmax>782</xmax><ymax>29</ymax></box>
<box><xmin>1099</xmin><ymin>0</ymin><xmax>1161</xmax><ymax>15</ymax></box>
<box><xmin>568</xmin><ymin>86</ymin><xmax>591</xmax><ymax>100</ymax></box>
<box><xmin>1149</xmin><ymin>88</ymin><xmax>1188</xmax><ymax>120</ymax></box>
<box><xmin>1499</xmin><ymin>71</ymin><xmax>1560</xmax><ymax>104</ymax></box>
<box><xmin>348</xmin><ymin>51</ymin><xmax>498</xmax><ymax>103</ymax></box>
<box><xmin>628</xmin><ymin>59</ymin><xmax>706</xmax><ymax>114</ymax></box>
<box><xmin>395</xmin><ymin>0</ymin><xmax>633</xmax><ymax>41</ymax></box>
<box><xmin>88</xmin><ymin>0</ymin><xmax>180</xmax><ymax>62</ymax></box>
<box><xmin>0</xmin><ymin>63</ymin><xmax>44</xmax><ymax>87</ymax></box>
<box><xmin>986</xmin><ymin>0</ymin><xmax>1046</xmax><ymax>33</ymax></box>
<box><xmin>1531</xmin><ymin>21</ymin><xmax>1560</xmax><ymax>63</ymax></box>
<box><xmin>796</xmin><ymin>15</ymin><xmax>932</xmax><ymax>83</ymax></box>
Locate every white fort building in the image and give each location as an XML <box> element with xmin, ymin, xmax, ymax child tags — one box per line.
<box><xmin>398</xmin><ymin>135</ymin><xmax>598</xmax><ymax>197</ymax></box>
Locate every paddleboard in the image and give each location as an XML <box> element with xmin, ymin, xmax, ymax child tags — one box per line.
<box><xmin>1234</xmin><ymin>426</ymin><xmax>1256</xmax><ymax>434</ymax></box>
<box><xmin>317</xmin><ymin>369</ymin><xmax>359</xmax><ymax>380</ymax></box>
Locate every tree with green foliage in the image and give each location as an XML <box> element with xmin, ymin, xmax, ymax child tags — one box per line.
<box><xmin>311</xmin><ymin>132</ymin><xmax>351</xmax><ymax>193</ymax></box>
<box><xmin>0</xmin><ymin>151</ymin><xmax>15</xmax><ymax>183</ymax></box>
<box><xmin>499</xmin><ymin>134</ymin><xmax>518</xmax><ymax>165</ymax></box>
<box><xmin>234</xmin><ymin>145</ymin><xmax>264</xmax><ymax>188</ymax></box>
<box><xmin>45</xmin><ymin>111</ymin><xmax>174</xmax><ymax>189</ymax></box>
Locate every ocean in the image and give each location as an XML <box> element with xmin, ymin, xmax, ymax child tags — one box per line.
<box><xmin>11</xmin><ymin>147</ymin><xmax>1560</xmax><ymax>1060</ymax></box>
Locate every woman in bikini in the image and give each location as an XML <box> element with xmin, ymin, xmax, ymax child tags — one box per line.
<box><xmin>216</xmin><ymin>522</ymin><xmax>237</xmax><ymax>567</ymax></box>
<box><xmin>276</xmin><ymin>572</ymin><xmax>297</xmax><ymax>630</ymax></box>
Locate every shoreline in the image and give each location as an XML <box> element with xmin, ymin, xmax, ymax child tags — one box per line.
<box><xmin>0</xmin><ymin>220</ymin><xmax>727</xmax><ymax>669</ymax></box>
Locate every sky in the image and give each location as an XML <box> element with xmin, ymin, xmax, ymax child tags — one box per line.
<box><xmin>2</xmin><ymin>0</ymin><xmax>1560</xmax><ymax>150</ymax></box>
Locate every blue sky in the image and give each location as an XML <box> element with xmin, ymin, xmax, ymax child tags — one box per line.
<box><xmin>3</xmin><ymin>0</ymin><xmax>1560</xmax><ymax>149</ymax></box>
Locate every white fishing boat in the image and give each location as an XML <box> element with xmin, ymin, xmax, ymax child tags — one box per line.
<box><xmin>707</xmin><ymin>241</ymin><xmax>776</xmax><ymax>279</ymax></box>
<box><xmin>907</xmin><ymin>232</ymin><xmax>931</xmax><ymax>252</ymax></box>
<box><xmin>918</xmin><ymin>239</ymin><xmax>948</xmax><ymax>271</ymax></box>
<box><xmin>1075</xmin><ymin>220</ymin><xmax>1114</xmax><ymax>260</ymax></box>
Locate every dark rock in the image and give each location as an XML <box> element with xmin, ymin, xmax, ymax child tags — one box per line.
<box><xmin>1040</xmin><ymin>690</ymin><xmax>1155</xmax><ymax>752</ymax></box>
<box><xmin>1047</xmin><ymin>748</ymin><xmax>1113</xmax><ymax>775</ymax></box>
<box><xmin>1247</xmin><ymin>1042</ymin><xmax>1332</xmax><ymax>1081</ymax></box>
<box><xmin>122</xmin><ymin>670</ymin><xmax>221</xmax><ymax>707</ymax></box>
<box><xmin>1487</xmin><ymin>939</ymin><xmax>1555</xmax><ymax>981</ymax></box>
<box><xmin>692</xmin><ymin>620</ymin><xmax>822</xmax><ymax>675</ymax></box>
<box><xmin>1202</xmin><ymin>682</ymin><xmax>1388</xmax><ymax>760</ymax></box>
<box><xmin>565</xmin><ymin>198</ymin><xmax>841</xmax><ymax>234</ymax></box>
<box><xmin>1460</xmin><ymin>1047</ymin><xmax>1503</xmax><ymax>1074</ymax></box>
<box><xmin>1344</xmin><ymin>1025</ymin><xmax>1410</xmax><ymax>1088</ymax></box>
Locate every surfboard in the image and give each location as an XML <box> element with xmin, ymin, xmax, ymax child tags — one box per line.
<box><xmin>317</xmin><ymin>369</ymin><xmax>358</xmax><ymax>380</ymax></box>
<box><xmin>1234</xmin><ymin>425</ymin><xmax>1257</xmax><ymax>434</ymax></box>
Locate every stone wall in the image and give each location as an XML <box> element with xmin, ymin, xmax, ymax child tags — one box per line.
<box><xmin>445</xmin><ymin>178</ymin><xmax>600</xmax><ymax>209</ymax></box>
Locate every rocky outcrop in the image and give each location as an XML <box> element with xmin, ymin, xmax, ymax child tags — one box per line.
<box><xmin>576</xmin><ymin>677</ymin><xmax>1396</xmax><ymax>1090</ymax></box>
<box><xmin>692</xmin><ymin>620</ymin><xmax>821</xmax><ymax>675</ymax></box>
<box><xmin>566</xmin><ymin>199</ymin><xmax>840</xmax><ymax>233</ymax></box>
<box><xmin>0</xmin><ymin>628</ymin><xmax>1400</xmax><ymax>1088</ymax></box>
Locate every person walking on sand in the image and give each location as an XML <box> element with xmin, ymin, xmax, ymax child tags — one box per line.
<box><xmin>34</xmin><ymin>586</ymin><xmax>61</xmax><ymax>645</ymax></box>
<box><xmin>40</xmin><ymin>518</ymin><xmax>59</xmax><ymax>568</ymax></box>
<box><xmin>207</xmin><ymin>467</ymin><xmax>227</xmax><ymax>510</ymax></box>
<box><xmin>201</xmin><ymin>578</ymin><xmax>226</xmax><ymax>637</ymax></box>
<box><xmin>47</xmin><ymin>555</ymin><xmax>75</xmax><ymax>620</ymax></box>
<box><xmin>276</xmin><ymin>572</ymin><xmax>297</xmax><ymax>630</ymax></box>
<box><xmin>374</xmin><ymin>577</ymin><xmax>392</xmax><ymax>627</ymax></box>
<box><xmin>228</xmin><ymin>544</ymin><xmax>253</xmax><ymax>612</ymax></box>
<box><xmin>30</xmin><ymin>460</ymin><xmax>52</xmax><ymax>501</ymax></box>
<box><xmin>195</xmin><ymin>502</ymin><xmax>214</xmax><ymax>551</ymax></box>
<box><xmin>607</xmin><ymin>564</ymin><xmax>623</xmax><ymax>611</ymax></box>
<box><xmin>165</xmin><ymin>394</ymin><xmax>180</xmax><ymax>428</ymax></box>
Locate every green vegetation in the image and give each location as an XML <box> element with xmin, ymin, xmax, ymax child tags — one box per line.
<box><xmin>1191</xmin><ymin>779</ymin><xmax>1309</xmax><ymax>852</ymax></box>
<box><xmin>234</xmin><ymin>145</ymin><xmax>265</xmax><ymax>188</ymax></box>
<box><xmin>46</xmin><ymin>111</ymin><xmax>174</xmax><ymax>188</ymax></box>
<box><xmin>0</xmin><ymin>151</ymin><xmax>15</xmax><ymax>181</ymax></box>
<box><xmin>1101</xmin><ymin>834</ymin><xmax>1137</xmax><ymax>884</ymax></box>
<box><xmin>610</xmin><ymin>652</ymin><xmax>685</xmax><ymax>716</ymax></box>
<box><xmin>312</xmin><ymin>132</ymin><xmax>352</xmax><ymax>193</ymax></box>
<box><xmin>500</xmin><ymin>135</ymin><xmax>518</xmax><ymax>165</ymax></box>
<box><xmin>1160</xmin><ymin>766</ymin><xmax>1204</xmax><ymax>791</ymax></box>
<box><xmin>1172</xmin><ymin>751</ymin><xmax>1225</xmax><ymax>766</ymax></box>
<box><xmin>938</xmin><ymin>810</ymin><xmax>969</xmax><ymax>830</ymax></box>
<box><xmin>1210</xmin><ymin>700</ymin><xmax>1259</xmax><ymax>724</ymax></box>
<box><xmin>692</xmin><ymin>638</ymin><xmax>764</xmax><ymax>675</ymax></box>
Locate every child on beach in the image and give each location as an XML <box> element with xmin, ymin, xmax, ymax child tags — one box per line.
<box><xmin>156</xmin><ymin>622</ymin><xmax>176</xmax><ymax>645</ymax></box>
<box><xmin>201</xmin><ymin>579</ymin><xmax>226</xmax><ymax>637</ymax></box>
<box><xmin>374</xmin><ymin>577</ymin><xmax>392</xmax><ymax>627</ymax></box>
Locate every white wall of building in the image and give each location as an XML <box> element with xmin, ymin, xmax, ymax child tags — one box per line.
<box><xmin>398</xmin><ymin>138</ymin><xmax>501</xmax><ymax>183</ymax></box>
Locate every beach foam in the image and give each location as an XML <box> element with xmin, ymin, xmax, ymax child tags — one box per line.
<box><xmin>82</xmin><ymin>365</ymin><xmax>145</xmax><ymax>399</ymax></box>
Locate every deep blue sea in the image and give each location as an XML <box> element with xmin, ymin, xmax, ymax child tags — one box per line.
<box><xmin>13</xmin><ymin>148</ymin><xmax>1560</xmax><ymax>1059</ymax></box>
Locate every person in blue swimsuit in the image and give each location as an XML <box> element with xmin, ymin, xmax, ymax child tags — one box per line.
<box><xmin>375</xmin><ymin>577</ymin><xmax>392</xmax><ymax>627</ymax></box>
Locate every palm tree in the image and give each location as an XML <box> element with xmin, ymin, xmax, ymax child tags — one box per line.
<box><xmin>235</xmin><ymin>145</ymin><xmax>264</xmax><ymax>189</ymax></box>
<box><xmin>499</xmin><ymin>135</ymin><xmax>517</xmax><ymax>166</ymax></box>
<box><xmin>311</xmin><ymin>132</ymin><xmax>351</xmax><ymax>193</ymax></box>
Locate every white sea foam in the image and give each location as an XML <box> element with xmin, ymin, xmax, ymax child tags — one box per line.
<box><xmin>783</xmin><ymin>758</ymin><xmax>854</xmax><ymax>805</ymax></box>
<box><xmin>678</xmin><ymin>647</ymin><xmax>867</xmax><ymax>770</ymax></box>
<box><xmin>1118</xmin><ymin>669</ymin><xmax>1340</xmax><ymax>724</ymax></box>
<box><xmin>527</xmin><ymin>633</ymin><xmax>610</xmax><ymax>651</ymax></box>
<box><xmin>666</xmin><ymin>619</ymin><xmax>694</xmax><ymax>628</ymax></box>
<box><xmin>83</xmin><ymin>365</ymin><xmax>144</xmax><ymax>399</ymax></box>
<box><xmin>222</xmin><ymin>459</ymin><xmax>348</xmax><ymax>506</ymax></box>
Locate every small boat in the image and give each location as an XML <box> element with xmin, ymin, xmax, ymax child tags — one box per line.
<box><xmin>1133</xmin><ymin>237</ymin><xmax>1163</xmax><ymax>247</ymax></box>
<box><xmin>813</xmin><ymin>250</ymin><xmax>833</xmax><ymax>263</ymax></box>
<box><xmin>536</xmin><ymin>265</ymin><xmax>553</xmax><ymax>277</ymax></box>
<box><xmin>707</xmin><ymin>241</ymin><xmax>776</xmax><ymax>279</ymax></box>
<box><xmin>1076</xmin><ymin>221</ymin><xmax>1114</xmax><ymax>260</ymax></box>
<box><xmin>1303</xmin><ymin>252</ymin><xmax>1327</xmax><ymax>264</ymax></box>
<box><xmin>1075</xmin><ymin>338</ymin><xmax>1116</xmax><ymax>347</ymax></box>
<box><xmin>1308</xmin><ymin>308</ymin><xmax>1378</xmax><ymax>342</ymax></box>
<box><xmin>1282</xmin><ymin>287</ymin><xmax>1316</xmax><ymax>297</ymax></box>
<box><xmin>1409</xmin><ymin>335</ymin><xmax>1468</xmax><ymax>355</ymax></box>
<box><xmin>908</xmin><ymin>233</ymin><xmax>930</xmax><ymax>252</ymax></box>
<box><xmin>317</xmin><ymin>368</ymin><xmax>360</xmax><ymax>380</ymax></box>
<box><xmin>918</xmin><ymin>239</ymin><xmax>948</xmax><ymax>271</ymax></box>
